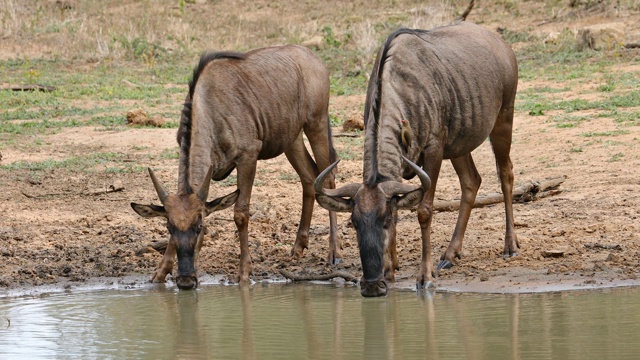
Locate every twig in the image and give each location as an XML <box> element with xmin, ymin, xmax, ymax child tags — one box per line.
<box><xmin>21</xmin><ymin>191</ymin><xmax>68</xmax><ymax>199</ymax></box>
<box><xmin>280</xmin><ymin>269</ymin><xmax>358</xmax><ymax>282</ymax></box>
<box><xmin>122</xmin><ymin>79</ymin><xmax>139</xmax><ymax>88</ymax></box>
<box><xmin>624</xmin><ymin>43</ymin><xmax>640</xmax><ymax>49</ymax></box>
<box><xmin>333</xmin><ymin>133</ymin><xmax>360</xmax><ymax>138</ymax></box>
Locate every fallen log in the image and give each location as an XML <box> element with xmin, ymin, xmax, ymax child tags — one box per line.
<box><xmin>279</xmin><ymin>269</ymin><xmax>358</xmax><ymax>282</ymax></box>
<box><xmin>433</xmin><ymin>176</ymin><xmax>565</xmax><ymax>212</ymax></box>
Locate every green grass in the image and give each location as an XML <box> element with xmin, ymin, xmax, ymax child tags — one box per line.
<box><xmin>1</xmin><ymin>0</ymin><xmax>638</xmax><ymax>177</ymax></box>
<box><xmin>158</xmin><ymin>147</ymin><xmax>180</xmax><ymax>160</ymax></box>
<box><xmin>552</xmin><ymin>114</ymin><xmax>592</xmax><ymax>128</ymax></box>
<box><xmin>580</xmin><ymin>129</ymin><xmax>630</xmax><ymax>138</ymax></box>
<box><xmin>0</xmin><ymin>152</ymin><xmax>145</xmax><ymax>173</ymax></box>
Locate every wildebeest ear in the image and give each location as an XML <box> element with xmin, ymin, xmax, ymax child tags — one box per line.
<box><xmin>205</xmin><ymin>189</ymin><xmax>239</xmax><ymax>216</ymax></box>
<box><xmin>131</xmin><ymin>203</ymin><xmax>167</xmax><ymax>218</ymax></box>
<box><xmin>315</xmin><ymin>194</ymin><xmax>354</xmax><ymax>212</ymax></box>
<box><xmin>395</xmin><ymin>188</ymin><xmax>424</xmax><ymax>209</ymax></box>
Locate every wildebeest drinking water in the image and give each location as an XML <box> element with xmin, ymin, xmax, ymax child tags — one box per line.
<box><xmin>315</xmin><ymin>21</ymin><xmax>519</xmax><ymax>296</ymax></box>
<box><xmin>131</xmin><ymin>45</ymin><xmax>339</xmax><ymax>289</ymax></box>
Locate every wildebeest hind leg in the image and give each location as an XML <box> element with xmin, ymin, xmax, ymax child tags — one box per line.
<box><xmin>437</xmin><ymin>154</ymin><xmax>481</xmax><ymax>270</ymax></box>
<box><xmin>286</xmin><ymin>135</ymin><xmax>336</xmax><ymax>262</ymax></box>
<box><xmin>490</xmin><ymin>114</ymin><xmax>519</xmax><ymax>258</ymax></box>
<box><xmin>306</xmin><ymin>123</ymin><xmax>341</xmax><ymax>265</ymax></box>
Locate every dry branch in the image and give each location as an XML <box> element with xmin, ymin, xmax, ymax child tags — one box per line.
<box><xmin>279</xmin><ymin>269</ymin><xmax>358</xmax><ymax>282</ymax></box>
<box><xmin>584</xmin><ymin>243</ymin><xmax>622</xmax><ymax>250</ymax></box>
<box><xmin>433</xmin><ymin>177</ymin><xmax>565</xmax><ymax>212</ymax></box>
<box><xmin>1</xmin><ymin>84</ymin><xmax>56</xmax><ymax>92</ymax></box>
<box><xmin>136</xmin><ymin>240</ymin><xmax>168</xmax><ymax>256</ymax></box>
<box><xmin>85</xmin><ymin>183</ymin><xmax>124</xmax><ymax>196</ymax></box>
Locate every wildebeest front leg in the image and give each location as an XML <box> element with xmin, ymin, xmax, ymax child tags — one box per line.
<box><xmin>234</xmin><ymin>161</ymin><xmax>257</xmax><ymax>283</ymax></box>
<box><xmin>384</xmin><ymin>209</ymin><xmax>399</xmax><ymax>281</ymax></box>
<box><xmin>417</xmin><ymin>162</ymin><xmax>441</xmax><ymax>289</ymax></box>
<box><xmin>437</xmin><ymin>154</ymin><xmax>482</xmax><ymax>270</ymax></box>
<box><xmin>151</xmin><ymin>240</ymin><xmax>176</xmax><ymax>283</ymax></box>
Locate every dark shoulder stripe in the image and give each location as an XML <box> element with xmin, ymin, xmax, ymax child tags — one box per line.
<box><xmin>364</xmin><ymin>28</ymin><xmax>417</xmax><ymax>185</ymax></box>
<box><xmin>187</xmin><ymin>51</ymin><xmax>245</xmax><ymax>100</ymax></box>
<box><xmin>177</xmin><ymin>51</ymin><xmax>245</xmax><ymax>193</ymax></box>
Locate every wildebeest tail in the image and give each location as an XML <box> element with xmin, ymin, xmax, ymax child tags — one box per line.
<box><xmin>327</xmin><ymin>114</ymin><xmax>337</xmax><ymax>165</ymax></box>
<box><xmin>456</xmin><ymin>0</ymin><xmax>475</xmax><ymax>22</ymax></box>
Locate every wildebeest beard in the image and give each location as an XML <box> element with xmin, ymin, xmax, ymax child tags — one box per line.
<box><xmin>355</xmin><ymin>212</ymin><xmax>386</xmax><ymax>282</ymax></box>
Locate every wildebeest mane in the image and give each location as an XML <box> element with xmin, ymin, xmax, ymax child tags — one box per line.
<box><xmin>364</xmin><ymin>28</ymin><xmax>423</xmax><ymax>186</ymax></box>
<box><xmin>177</xmin><ymin>51</ymin><xmax>245</xmax><ymax>193</ymax></box>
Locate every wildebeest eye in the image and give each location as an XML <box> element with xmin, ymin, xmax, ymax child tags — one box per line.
<box><xmin>196</xmin><ymin>223</ymin><xmax>203</xmax><ymax>233</ymax></box>
<box><xmin>382</xmin><ymin>209</ymin><xmax>394</xmax><ymax>228</ymax></box>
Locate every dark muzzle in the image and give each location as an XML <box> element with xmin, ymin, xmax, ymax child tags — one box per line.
<box><xmin>175</xmin><ymin>274</ymin><xmax>198</xmax><ymax>290</ymax></box>
<box><xmin>360</xmin><ymin>275</ymin><xmax>387</xmax><ymax>297</ymax></box>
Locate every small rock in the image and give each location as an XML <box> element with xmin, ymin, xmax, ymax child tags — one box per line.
<box><xmin>606</xmin><ymin>253</ymin><xmax>620</xmax><ymax>263</ymax></box>
<box><xmin>126</xmin><ymin>109</ymin><xmax>165</xmax><ymax>127</ymax></box>
<box><xmin>343</xmin><ymin>114</ymin><xmax>364</xmax><ymax>132</ymax></box>
<box><xmin>541</xmin><ymin>249</ymin><xmax>564</xmax><ymax>258</ymax></box>
<box><xmin>126</xmin><ymin>108</ymin><xmax>148</xmax><ymax>125</ymax></box>
<box><xmin>577</xmin><ymin>23</ymin><xmax>626</xmax><ymax>51</ymax></box>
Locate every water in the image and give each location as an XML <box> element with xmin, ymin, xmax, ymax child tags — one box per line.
<box><xmin>1</xmin><ymin>283</ymin><xmax>640</xmax><ymax>359</ymax></box>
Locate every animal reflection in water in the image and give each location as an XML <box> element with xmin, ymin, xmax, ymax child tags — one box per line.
<box><xmin>131</xmin><ymin>44</ymin><xmax>340</xmax><ymax>289</ymax></box>
<box><xmin>316</xmin><ymin>20</ymin><xmax>519</xmax><ymax>296</ymax></box>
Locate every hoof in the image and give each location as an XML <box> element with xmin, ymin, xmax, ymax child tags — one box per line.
<box><xmin>330</xmin><ymin>257</ymin><xmax>343</xmax><ymax>265</ymax></box>
<box><xmin>417</xmin><ymin>280</ymin><xmax>435</xmax><ymax>291</ymax></box>
<box><xmin>436</xmin><ymin>259</ymin><xmax>454</xmax><ymax>271</ymax></box>
<box><xmin>503</xmin><ymin>252</ymin><xmax>519</xmax><ymax>260</ymax></box>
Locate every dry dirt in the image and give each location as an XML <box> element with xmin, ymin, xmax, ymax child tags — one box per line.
<box><xmin>1</xmin><ymin>4</ymin><xmax>639</xmax><ymax>296</ymax></box>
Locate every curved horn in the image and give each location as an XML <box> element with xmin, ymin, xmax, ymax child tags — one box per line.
<box><xmin>314</xmin><ymin>160</ymin><xmax>340</xmax><ymax>196</ymax></box>
<box><xmin>314</xmin><ymin>160</ymin><xmax>361</xmax><ymax>198</ymax></box>
<box><xmin>196</xmin><ymin>165</ymin><xmax>214</xmax><ymax>202</ymax></box>
<box><xmin>401</xmin><ymin>156</ymin><xmax>431</xmax><ymax>192</ymax></box>
<box><xmin>148</xmin><ymin>167</ymin><xmax>168</xmax><ymax>204</ymax></box>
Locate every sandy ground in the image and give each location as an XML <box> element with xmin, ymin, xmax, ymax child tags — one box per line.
<box><xmin>1</xmin><ymin>3</ymin><xmax>639</xmax><ymax>297</ymax></box>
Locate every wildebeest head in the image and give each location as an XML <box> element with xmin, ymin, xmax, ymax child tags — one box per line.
<box><xmin>131</xmin><ymin>166</ymin><xmax>238</xmax><ymax>290</ymax></box>
<box><xmin>314</xmin><ymin>157</ymin><xmax>430</xmax><ymax>297</ymax></box>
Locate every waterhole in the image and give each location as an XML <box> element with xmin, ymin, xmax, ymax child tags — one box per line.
<box><xmin>1</xmin><ymin>283</ymin><xmax>639</xmax><ymax>359</ymax></box>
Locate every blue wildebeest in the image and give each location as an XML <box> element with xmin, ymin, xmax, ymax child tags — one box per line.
<box><xmin>315</xmin><ymin>21</ymin><xmax>519</xmax><ymax>297</ymax></box>
<box><xmin>131</xmin><ymin>45</ymin><xmax>339</xmax><ymax>289</ymax></box>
